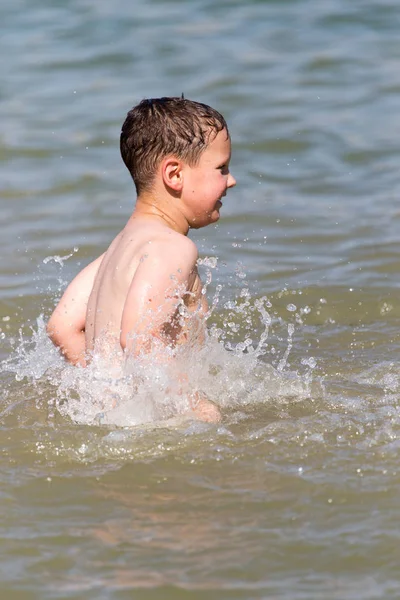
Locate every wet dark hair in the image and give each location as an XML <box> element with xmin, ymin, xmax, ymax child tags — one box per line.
<box><xmin>120</xmin><ymin>96</ymin><xmax>229</xmax><ymax>194</ymax></box>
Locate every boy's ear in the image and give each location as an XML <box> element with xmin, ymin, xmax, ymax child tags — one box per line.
<box><xmin>161</xmin><ymin>157</ymin><xmax>184</xmax><ymax>192</ymax></box>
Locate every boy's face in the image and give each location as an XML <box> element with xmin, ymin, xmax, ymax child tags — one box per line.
<box><xmin>182</xmin><ymin>128</ymin><xmax>236</xmax><ymax>229</ymax></box>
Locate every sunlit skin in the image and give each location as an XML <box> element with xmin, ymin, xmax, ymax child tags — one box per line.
<box><xmin>47</xmin><ymin>128</ymin><xmax>236</xmax><ymax>421</ymax></box>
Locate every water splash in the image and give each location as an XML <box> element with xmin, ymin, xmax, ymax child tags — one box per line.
<box><xmin>1</xmin><ymin>255</ymin><xmax>320</xmax><ymax>428</ymax></box>
<box><xmin>42</xmin><ymin>247</ymin><xmax>79</xmax><ymax>266</ymax></box>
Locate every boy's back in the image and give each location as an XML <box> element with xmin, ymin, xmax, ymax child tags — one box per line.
<box><xmin>85</xmin><ymin>215</ymin><xmax>205</xmax><ymax>355</ymax></box>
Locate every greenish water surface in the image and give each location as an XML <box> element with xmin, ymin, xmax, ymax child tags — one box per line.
<box><xmin>2</xmin><ymin>0</ymin><xmax>400</xmax><ymax>598</ymax></box>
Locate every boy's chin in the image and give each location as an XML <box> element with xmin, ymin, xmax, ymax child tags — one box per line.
<box><xmin>189</xmin><ymin>213</ymin><xmax>220</xmax><ymax>229</ymax></box>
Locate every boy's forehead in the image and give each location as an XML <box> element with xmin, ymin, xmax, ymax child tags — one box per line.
<box><xmin>204</xmin><ymin>128</ymin><xmax>231</xmax><ymax>154</ymax></box>
<box><xmin>209</xmin><ymin>127</ymin><xmax>230</xmax><ymax>143</ymax></box>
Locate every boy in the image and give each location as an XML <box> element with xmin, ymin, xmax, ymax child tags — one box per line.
<box><xmin>47</xmin><ymin>97</ymin><xmax>236</xmax><ymax>421</ymax></box>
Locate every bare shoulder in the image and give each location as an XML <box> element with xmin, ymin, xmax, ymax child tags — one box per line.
<box><xmin>49</xmin><ymin>253</ymin><xmax>105</xmax><ymax>316</ymax></box>
<box><xmin>64</xmin><ymin>253</ymin><xmax>105</xmax><ymax>294</ymax></box>
<box><xmin>146</xmin><ymin>232</ymin><xmax>198</xmax><ymax>270</ymax></box>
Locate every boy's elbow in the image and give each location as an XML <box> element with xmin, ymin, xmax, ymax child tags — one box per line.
<box><xmin>47</xmin><ymin>318</ymin><xmax>86</xmax><ymax>366</ymax></box>
<box><xmin>46</xmin><ymin>317</ymin><xmax>59</xmax><ymax>344</ymax></box>
<box><xmin>46</xmin><ymin>319</ymin><xmax>63</xmax><ymax>346</ymax></box>
<box><xmin>46</xmin><ymin>315</ymin><xmax>69</xmax><ymax>347</ymax></box>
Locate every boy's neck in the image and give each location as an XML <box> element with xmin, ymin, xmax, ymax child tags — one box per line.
<box><xmin>132</xmin><ymin>190</ymin><xmax>190</xmax><ymax>235</ymax></box>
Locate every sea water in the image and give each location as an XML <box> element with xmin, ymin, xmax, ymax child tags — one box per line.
<box><xmin>2</xmin><ymin>0</ymin><xmax>400</xmax><ymax>597</ymax></box>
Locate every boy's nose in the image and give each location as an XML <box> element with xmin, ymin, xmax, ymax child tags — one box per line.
<box><xmin>228</xmin><ymin>173</ymin><xmax>236</xmax><ymax>188</ymax></box>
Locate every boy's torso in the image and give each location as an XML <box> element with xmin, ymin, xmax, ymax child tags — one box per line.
<box><xmin>84</xmin><ymin>218</ymin><xmax>206</xmax><ymax>354</ymax></box>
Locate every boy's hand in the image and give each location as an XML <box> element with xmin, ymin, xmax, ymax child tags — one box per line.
<box><xmin>190</xmin><ymin>392</ymin><xmax>221</xmax><ymax>423</ymax></box>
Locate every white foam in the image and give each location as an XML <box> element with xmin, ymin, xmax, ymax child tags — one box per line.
<box><xmin>1</xmin><ymin>256</ymin><xmax>320</xmax><ymax>428</ymax></box>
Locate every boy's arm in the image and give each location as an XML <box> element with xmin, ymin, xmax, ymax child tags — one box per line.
<box><xmin>120</xmin><ymin>237</ymin><xmax>198</xmax><ymax>353</ymax></box>
<box><xmin>121</xmin><ymin>238</ymin><xmax>220</xmax><ymax>422</ymax></box>
<box><xmin>46</xmin><ymin>254</ymin><xmax>104</xmax><ymax>366</ymax></box>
